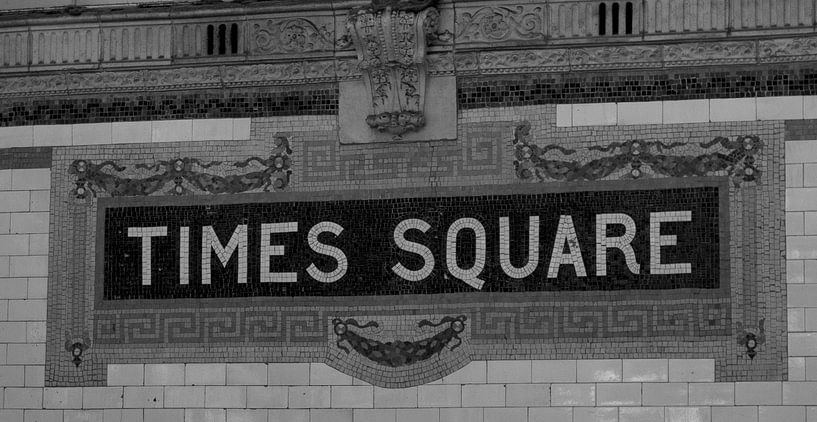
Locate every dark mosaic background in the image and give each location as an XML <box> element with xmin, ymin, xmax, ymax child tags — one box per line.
<box><xmin>0</xmin><ymin>64</ymin><xmax>815</xmax><ymax>126</ymax></box>
<box><xmin>0</xmin><ymin>86</ymin><xmax>337</xmax><ymax>127</ymax></box>
<box><xmin>459</xmin><ymin>64</ymin><xmax>817</xmax><ymax>108</ymax></box>
<box><xmin>102</xmin><ymin>187</ymin><xmax>720</xmax><ymax>300</ymax></box>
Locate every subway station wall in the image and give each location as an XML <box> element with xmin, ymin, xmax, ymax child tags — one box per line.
<box><xmin>1</xmin><ymin>95</ymin><xmax>817</xmax><ymax>420</ymax></box>
<box><xmin>45</xmin><ymin>107</ymin><xmax>785</xmax><ymax>386</ymax></box>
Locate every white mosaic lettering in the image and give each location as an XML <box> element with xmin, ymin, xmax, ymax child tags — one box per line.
<box><xmin>392</xmin><ymin>218</ymin><xmax>435</xmax><ymax>282</ymax></box>
<box><xmin>446</xmin><ymin>218</ymin><xmax>486</xmax><ymax>290</ymax></box>
<box><xmin>548</xmin><ymin>215</ymin><xmax>587</xmax><ymax>278</ymax></box>
<box><xmin>499</xmin><ymin>216</ymin><xmax>540</xmax><ymax>279</ymax></box>
<box><xmin>179</xmin><ymin>226</ymin><xmax>189</xmax><ymax>285</ymax></box>
<box><xmin>201</xmin><ymin>225</ymin><xmax>248</xmax><ymax>285</ymax></box>
<box><xmin>260</xmin><ymin>222</ymin><xmax>298</xmax><ymax>283</ymax></box>
<box><xmin>650</xmin><ymin>211</ymin><xmax>693</xmax><ymax>274</ymax></box>
<box><xmin>307</xmin><ymin>221</ymin><xmax>348</xmax><ymax>283</ymax></box>
<box><xmin>127</xmin><ymin>226</ymin><xmax>168</xmax><ymax>286</ymax></box>
<box><xmin>596</xmin><ymin>213</ymin><xmax>640</xmax><ymax>276</ymax></box>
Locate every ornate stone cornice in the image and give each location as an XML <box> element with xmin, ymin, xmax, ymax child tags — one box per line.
<box><xmin>1</xmin><ymin>35</ymin><xmax>817</xmax><ymax>99</ymax></box>
<box><xmin>0</xmin><ymin>0</ymin><xmax>815</xmax><ymax>77</ymax></box>
<box><xmin>462</xmin><ymin>37</ymin><xmax>817</xmax><ymax>75</ymax></box>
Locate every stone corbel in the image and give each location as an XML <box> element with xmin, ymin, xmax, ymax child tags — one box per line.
<box><xmin>338</xmin><ymin>0</ymin><xmax>447</xmax><ymax>136</ymax></box>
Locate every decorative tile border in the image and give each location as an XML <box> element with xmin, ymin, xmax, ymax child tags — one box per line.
<box><xmin>459</xmin><ymin>64</ymin><xmax>817</xmax><ymax>109</ymax></box>
<box><xmin>0</xmin><ymin>84</ymin><xmax>336</xmax><ymax>128</ymax></box>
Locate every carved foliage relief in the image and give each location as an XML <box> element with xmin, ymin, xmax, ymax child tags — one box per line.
<box><xmin>479</xmin><ymin>49</ymin><xmax>569</xmax><ymax>73</ymax></box>
<box><xmin>251</xmin><ymin>18</ymin><xmax>334</xmax><ymax>55</ymax></box>
<box><xmin>570</xmin><ymin>46</ymin><xmax>662</xmax><ymax>69</ymax></box>
<box><xmin>664</xmin><ymin>41</ymin><xmax>757</xmax><ymax>66</ymax></box>
<box><xmin>456</xmin><ymin>6</ymin><xmax>545</xmax><ymax>43</ymax></box>
<box><xmin>340</xmin><ymin>1</ymin><xmax>442</xmax><ymax>135</ymax></box>
<box><xmin>759</xmin><ymin>36</ymin><xmax>817</xmax><ymax>62</ymax></box>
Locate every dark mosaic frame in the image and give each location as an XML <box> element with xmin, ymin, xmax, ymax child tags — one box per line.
<box><xmin>1</xmin><ymin>63</ymin><xmax>816</xmax><ymax>127</ymax></box>
<box><xmin>459</xmin><ymin>63</ymin><xmax>817</xmax><ymax>108</ymax></box>
<box><xmin>96</xmin><ymin>182</ymin><xmax>725</xmax><ymax>301</ymax></box>
<box><xmin>0</xmin><ymin>85</ymin><xmax>337</xmax><ymax>127</ymax></box>
<box><xmin>45</xmin><ymin>117</ymin><xmax>786</xmax><ymax>387</ymax></box>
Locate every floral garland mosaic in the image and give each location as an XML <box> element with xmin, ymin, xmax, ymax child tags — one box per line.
<box><xmin>69</xmin><ymin>137</ymin><xmax>292</xmax><ymax>198</ymax></box>
<box><xmin>512</xmin><ymin>121</ymin><xmax>762</xmax><ymax>186</ymax></box>
<box><xmin>333</xmin><ymin>315</ymin><xmax>467</xmax><ymax>367</ymax></box>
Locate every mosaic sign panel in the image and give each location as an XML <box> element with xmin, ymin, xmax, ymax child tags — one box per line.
<box><xmin>46</xmin><ymin>125</ymin><xmax>785</xmax><ymax>386</ymax></box>
<box><xmin>76</xmin><ymin>177</ymin><xmax>732</xmax><ymax>384</ymax></box>
<box><xmin>101</xmin><ymin>186</ymin><xmax>721</xmax><ymax>301</ymax></box>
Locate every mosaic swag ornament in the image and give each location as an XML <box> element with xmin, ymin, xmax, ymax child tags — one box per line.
<box><xmin>69</xmin><ymin>136</ymin><xmax>292</xmax><ymax>198</ymax></box>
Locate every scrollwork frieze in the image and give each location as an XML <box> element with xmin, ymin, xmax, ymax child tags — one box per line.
<box><xmin>335</xmin><ymin>58</ymin><xmax>362</xmax><ymax>80</ymax></box>
<box><xmin>221</xmin><ymin>61</ymin><xmax>336</xmax><ymax>86</ymax></box>
<box><xmin>759</xmin><ymin>36</ymin><xmax>817</xmax><ymax>63</ymax></box>
<box><xmin>251</xmin><ymin>17</ymin><xmax>335</xmax><ymax>55</ymax></box>
<box><xmin>146</xmin><ymin>67</ymin><xmax>223</xmax><ymax>90</ymax></box>
<box><xmin>454</xmin><ymin>52</ymin><xmax>479</xmax><ymax>73</ymax></box>
<box><xmin>570</xmin><ymin>46</ymin><xmax>662</xmax><ymax>70</ymax></box>
<box><xmin>479</xmin><ymin>49</ymin><xmax>569</xmax><ymax>73</ymax></box>
<box><xmin>455</xmin><ymin>5</ymin><xmax>545</xmax><ymax>44</ymax></box>
<box><xmin>427</xmin><ymin>52</ymin><xmax>455</xmax><ymax>75</ymax></box>
<box><xmin>0</xmin><ymin>74</ymin><xmax>67</xmax><ymax>98</ymax></box>
<box><xmin>664</xmin><ymin>40</ymin><xmax>756</xmax><ymax>67</ymax></box>
<box><xmin>67</xmin><ymin>70</ymin><xmax>147</xmax><ymax>93</ymax></box>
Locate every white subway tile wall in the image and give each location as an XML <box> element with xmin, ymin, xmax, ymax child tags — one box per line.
<box><xmin>0</xmin><ymin>118</ymin><xmax>252</xmax><ymax>149</ymax></box>
<box><xmin>558</xmin><ymin>95</ymin><xmax>815</xmax><ymax>127</ymax></box>
<box><xmin>1</xmin><ymin>111</ymin><xmax>817</xmax><ymax>421</ymax></box>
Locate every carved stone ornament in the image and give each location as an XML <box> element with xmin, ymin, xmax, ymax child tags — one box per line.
<box><xmin>338</xmin><ymin>0</ymin><xmax>445</xmax><ymax>136</ymax></box>
<box><xmin>455</xmin><ymin>6</ymin><xmax>545</xmax><ymax>44</ymax></box>
<box><xmin>252</xmin><ymin>18</ymin><xmax>334</xmax><ymax>55</ymax></box>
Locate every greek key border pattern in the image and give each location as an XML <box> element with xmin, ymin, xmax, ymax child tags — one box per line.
<box><xmin>93</xmin><ymin>299</ymin><xmax>729</xmax><ymax>345</ymax></box>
